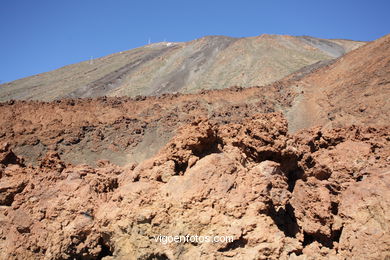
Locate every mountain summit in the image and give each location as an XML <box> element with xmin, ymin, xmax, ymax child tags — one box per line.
<box><xmin>0</xmin><ymin>34</ymin><xmax>364</xmax><ymax>101</ymax></box>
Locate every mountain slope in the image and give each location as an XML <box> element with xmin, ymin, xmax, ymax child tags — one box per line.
<box><xmin>0</xmin><ymin>34</ymin><xmax>388</xmax><ymax>166</ymax></box>
<box><xmin>285</xmin><ymin>33</ymin><xmax>390</xmax><ymax>132</ymax></box>
<box><xmin>0</xmin><ymin>34</ymin><xmax>365</xmax><ymax>101</ymax></box>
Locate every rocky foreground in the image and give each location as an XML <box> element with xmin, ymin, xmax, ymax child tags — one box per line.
<box><xmin>1</xmin><ymin>113</ymin><xmax>389</xmax><ymax>259</ymax></box>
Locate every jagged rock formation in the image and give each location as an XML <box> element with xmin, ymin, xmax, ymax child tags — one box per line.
<box><xmin>0</xmin><ymin>35</ymin><xmax>364</xmax><ymax>101</ymax></box>
<box><xmin>0</xmin><ymin>113</ymin><xmax>389</xmax><ymax>259</ymax></box>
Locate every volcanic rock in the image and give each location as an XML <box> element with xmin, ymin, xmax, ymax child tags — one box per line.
<box><xmin>0</xmin><ymin>113</ymin><xmax>388</xmax><ymax>259</ymax></box>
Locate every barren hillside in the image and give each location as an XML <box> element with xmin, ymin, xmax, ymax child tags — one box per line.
<box><xmin>0</xmin><ymin>35</ymin><xmax>364</xmax><ymax>101</ymax></box>
<box><xmin>0</xmin><ymin>34</ymin><xmax>389</xmax><ymax>260</ymax></box>
<box><xmin>0</xmin><ymin>35</ymin><xmax>388</xmax><ymax>167</ymax></box>
<box><xmin>284</xmin><ymin>34</ymin><xmax>390</xmax><ymax>131</ymax></box>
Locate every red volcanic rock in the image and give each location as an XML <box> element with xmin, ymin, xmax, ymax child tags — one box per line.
<box><xmin>0</xmin><ymin>143</ymin><xmax>24</xmax><ymax>167</ymax></box>
<box><xmin>39</xmin><ymin>151</ymin><xmax>66</xmax><ymax>173</ymax></box>
<box><xmin>0</xmin><ymin>35</ymin><xmax>389</xmax><ymax>259</ymax></box>
<box><xmin>0</xmin><ymin>114</ymin><xmax>389</xmax><ymax>259</ymax></box>
<box><xmin>338</xmin><ymin>169</ymin><xmax>390</xmax><ymax>260</ymax></box>
<box><xmin>291</xmin><ymin>177</ymin><xmax>333</xmax><ymax>238</ymax></box>
<box><xmin>0</xmin><ymin>165</ymin><xmax>28</xmax><ymax>207</ymax></box>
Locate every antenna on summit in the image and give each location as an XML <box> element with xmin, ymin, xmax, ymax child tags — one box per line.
<box><xmin>89</xmin><ymin>56</ymin><xmax>94</xmax><ymax>65</ymax></box>
<box><xmin>148</xmin><ymin>37</ymin><xmax>151</xmax><ymax>45</ymax></box>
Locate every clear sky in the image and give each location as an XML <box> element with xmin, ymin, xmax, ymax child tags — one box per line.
<box><xmin>1</xmin><ymin>0</ymin><xmax>389</xmax><ymax>83</ymax></box>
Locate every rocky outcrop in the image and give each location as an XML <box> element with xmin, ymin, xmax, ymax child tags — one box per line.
<box><xmin>0</xmin><ymin>114</ymin><xmax>389</xmax><ymax>259</ymax></box>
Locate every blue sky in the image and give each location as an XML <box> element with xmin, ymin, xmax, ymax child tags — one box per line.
<box><xmin>0</xmin><ymin>0</ymin><xmax>389</xmax><ymax>83</ymax></box>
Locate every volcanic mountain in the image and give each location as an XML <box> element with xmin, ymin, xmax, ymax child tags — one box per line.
<box><xmin>0</xmin><ymin>34</ymin><xmax>388</xmax><ymax>167</ymax></box>
<box><xmin>0</xmin><ymin>34</ymin><xmax>364</xmax><ymax>101</ymax></box>
<box><xmin>0</xmin><ymin>34</ymin><xmax>389</xmax><ymax>260</ymax></box>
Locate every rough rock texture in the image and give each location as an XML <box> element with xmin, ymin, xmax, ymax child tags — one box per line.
<box><xmin>0</xmin><ymin>33</ymin><xmax>389</xmax><ymax>260</ymax></box>
<box><xmin>0</xmin><ymin>35</ymin><xmax>388</xmax><ymax>168</ymax></box>
<box><xmin>0</xmin><ymin>86</ymin><xmax>285</xmax><ymax>166</ymax></box>
<box><xmin>0</xmin><ymin>113</ymin><xmax>389</xmax><ymax>259</ymax></box>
